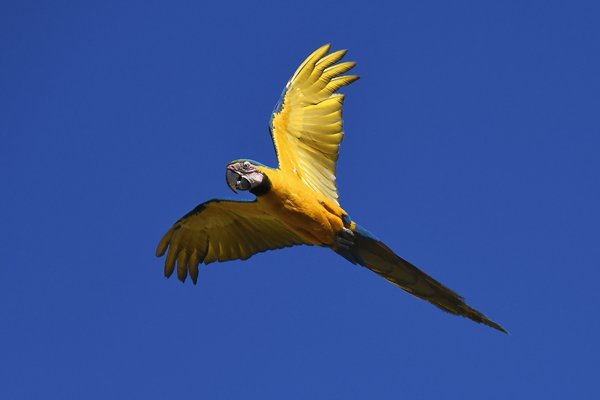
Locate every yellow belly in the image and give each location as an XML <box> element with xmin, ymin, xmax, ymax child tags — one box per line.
<box><xmin>257</xmin><ymin>169</ymin><xmax>346</xmax><ymax>245</ymax></box>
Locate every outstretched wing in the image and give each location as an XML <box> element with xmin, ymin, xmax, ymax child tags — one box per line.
<box><xmin>156</xmin><ymin>199</ymin><xmax>307</xmax><ymax>283</ymax></box>
<box><xmin>269</xmin><ymin>44</ymin><xmax>359</xmax><ymax>205</ymax></box>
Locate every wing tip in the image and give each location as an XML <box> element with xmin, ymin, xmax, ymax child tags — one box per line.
<box><xmin>308</xmin><ymin>44</ymin><xmax>332</xmax><ymax>64</ymax></box>
<box><xmin>318</xmin><ymin>43</ymin><xmax>332</xmax><ymax>52</ymax></box>
<box><xmin>345</xmin><ymin>74</ymin><xmax>360</xmax><ymax>84</ymax></box>
<box><xmin>331</xmin><ymin>48</ymin><xmax>348</xmax><ymax>58</ymax></box>
<box><xmin>164</xmin><ymin>261</ymin><xmax>175</xmax><ymax>278</ymax></box>
<box><xmin>156</xmin><ymin>228</ymin><xmax>174</xmax><ymax>257</ymax></box>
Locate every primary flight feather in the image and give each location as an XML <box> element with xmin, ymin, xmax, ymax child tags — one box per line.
<box><xmin>156</xmin><ymin>44</ymin><xmax>507</xmax><ymax>333</ymax></box>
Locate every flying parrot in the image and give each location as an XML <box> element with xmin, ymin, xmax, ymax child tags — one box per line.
<box><xmin>156</xmin><ymin>44</ymin><xmax>507</xmax><ymax>333</ymax></box>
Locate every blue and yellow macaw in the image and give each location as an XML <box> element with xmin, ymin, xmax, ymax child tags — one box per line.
<box><xmin>156</xmin><ymin>44</ymin><xmax>507</xmax><ymax>333</ymax></box>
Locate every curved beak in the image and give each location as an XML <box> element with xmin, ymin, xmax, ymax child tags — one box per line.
<box><xmin>226</xmin><ymin>168</ymin><xmax>240</xmax><ymax>193</ymax></box>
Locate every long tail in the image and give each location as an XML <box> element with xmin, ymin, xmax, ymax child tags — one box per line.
<box><xmin>336</xmin><ymin>223</ymin><xmax>507</xmax><ymax>333</ymax></box>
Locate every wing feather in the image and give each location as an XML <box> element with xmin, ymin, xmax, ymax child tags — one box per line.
<box><xmin>322</xmin><ymin>62</ymin><xmax>356</xmax><ymax>79</ymax></box>
<box><xmin>315</xmin><ymin>49</ymin><xmax>347</xmax><ymax>69</ymax></box>
<box><xmin>156</xmin><ymin>199</ymin><xmax>307</xmax><ymax>283</ymax></box>
<box><xmin>177</xmin><ymin>251</ymin><xmax>189</xmax><ymax>281</ymax></box>
<box><xmin>189</xmin><ymin>250</ymin><xmax>201</xmax><ymax>283</ymax></box>
<box><xmin>270</xmin><ymin>44</ymin><xmax>358</xmax><ymax>204</ymax></box>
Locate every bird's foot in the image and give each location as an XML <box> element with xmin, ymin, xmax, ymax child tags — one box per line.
<box><xmin>335</xmin><ymin>227</ymin><xmax>355</xmax><ymax>250</ymax></box>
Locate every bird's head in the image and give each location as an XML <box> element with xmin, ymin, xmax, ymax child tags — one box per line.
<box><xmin>226</xmin><ymin>159</ymin><xmax>272</xmax><ymax>196</ymax></box>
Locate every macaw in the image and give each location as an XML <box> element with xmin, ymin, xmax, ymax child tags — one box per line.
<box><xmin>156</xmin><ymin>44</ymin><xmax>507</xmax><ymax>333</ymax></box>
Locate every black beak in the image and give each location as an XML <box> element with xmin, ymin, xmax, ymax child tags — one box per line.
<box><xmin>226</xmin><ymin>168</ymin><xmax>240</xmax><ymax>193</ymax></box>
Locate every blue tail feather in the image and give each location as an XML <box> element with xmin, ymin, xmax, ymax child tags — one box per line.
<box><xmin>335</xmin><ymin>222</ymin><xmax>377</xmax><ymax>266</ymax></box>
<box><xmin>333</xmin><ymin>220</ymin><xmax>508</xmax><ymax>333</ymax></box>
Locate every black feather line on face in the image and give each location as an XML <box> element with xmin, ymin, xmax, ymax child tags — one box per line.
<box><xmin>250</xmin><ymin>173</ymin><xmax>272</xmax><ymax>196</ymax></box>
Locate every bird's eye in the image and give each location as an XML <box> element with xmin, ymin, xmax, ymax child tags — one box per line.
<box><xmin>243</xmin><ymin>161</ymin><xmax>251</xmax><ymax>169</ymax></box>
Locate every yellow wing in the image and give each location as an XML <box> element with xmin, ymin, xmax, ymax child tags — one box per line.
<box><xmin>156</xmin><ymin>199</ymin><xmax>307</xmax><ymax>283</ymax></box>
<box><xmin>270</xmin><ymin>44</ymin><xmax>359</xmax><ymax>205</ymax></box>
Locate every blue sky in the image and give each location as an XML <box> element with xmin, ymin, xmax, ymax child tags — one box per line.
<box><xmin>1</xmin><ymin>1</ymin><xmax>599</xmax><ymax>398</ymax></box>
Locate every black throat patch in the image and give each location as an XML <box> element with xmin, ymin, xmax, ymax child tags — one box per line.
<box><xmin>250</xmin><ymin>173</ymin><xmax>272</xmax><ymax>196</ymax></box>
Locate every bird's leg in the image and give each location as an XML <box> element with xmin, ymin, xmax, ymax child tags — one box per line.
<box><xmin>335</xmin><ymin>227</ymin><xmax>355</xmax><ymax>250</ymax></box>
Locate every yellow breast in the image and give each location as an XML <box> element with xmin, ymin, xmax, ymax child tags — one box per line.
<box><xmin>256</xmin><ymin>168</ymin><xmax>347</xmax><ymax>245</ymax></box>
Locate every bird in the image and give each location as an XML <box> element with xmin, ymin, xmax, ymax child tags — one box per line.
<box><xmin>156</xmin><ymin>44</ymin><xmax>507</xmax><ymax>333</ymax></box>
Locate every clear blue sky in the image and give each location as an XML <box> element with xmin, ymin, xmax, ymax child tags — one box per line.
<box><xmin>2</xmin><ymin>1</ymin><xmax>599</xmax><ymax>399</ymax></box>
